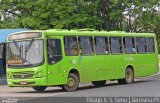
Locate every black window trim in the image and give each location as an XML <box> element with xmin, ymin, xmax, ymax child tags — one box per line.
<box><xmin>147</xmin><ymin>37</ymin><xmax>155</xmax><ymax>54</ymax></box>
<box><xmin>78</xmin><ymin>36</ymin><xmax>94</xmax><ymax>56</ymax></box>
<box><xmin>136</xmin><ymin>37</ymin><xmax>148</xmax><ymax>54</ymax></box>
<box><xmin>47</xmin><ymin>38</ymin><xmax>63</xmax><ymax>65</ymax></box>
<box><xmin>123</xmin><ymin>37</ymin><xmax>136</xmax><ymax>54</ymax></box>
<box><xmin>109</xmin><ymin>36</ymin><xmax>123</xmax><ymax>55</ymax></box>
<box><xmin>64</xmin><ymin>36</ymin><xmax>79</xmax><ymax>56</ymax></box>
<box><xmin>94</xmin><ymin>36</ymin><xmax>109</xmax><ymax>55</ymax></box>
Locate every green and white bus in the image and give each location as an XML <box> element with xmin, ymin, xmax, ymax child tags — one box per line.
<box><xmin>6</xmin><ymin>29</ymin><xmax>159</xmax><ymax>92</ymax></box>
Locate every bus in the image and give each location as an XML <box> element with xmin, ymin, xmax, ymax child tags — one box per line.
<box><xmin>6</xmin><ymin>29</ymin><xmax>159</xmax><ymax>92</ymax></box>
<box><xmin>0</xmin><ymin>43</ymin><xmax>6</xmax><ymax>74</ymax></box>
<box><xmin>0</xmin><ymin>29</ymin><xmax>29</xmax><ymax>75</ymax></box>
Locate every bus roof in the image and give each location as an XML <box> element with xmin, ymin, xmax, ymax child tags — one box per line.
<box><xmin>8</xmin><ymin>29</ymin><xmax>156</xmax><ymax>40</ymax></box>
<box><xmin>45</xmin><ymin>29</ymin><xmax>156</xmax><ymax>37</ymax></box>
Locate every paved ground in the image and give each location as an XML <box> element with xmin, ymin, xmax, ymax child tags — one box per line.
<box><xmin>0</xmin><ymin>74</ymin><xmax>160</xmax><ymax>103</ymax></box>
<box><xmin>2</xmin><ymin>76</ymin><xmax>160</xmax><ymax>97</ymax></box>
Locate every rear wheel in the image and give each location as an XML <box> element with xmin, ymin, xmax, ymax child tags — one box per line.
<box><xmin>92</xmin><ymin>80</ymin><xmax>106</xmax><ymax>86</ymax></box>
<box><xmin>62</xmin><ymin>73</ymin><xmax>79</xmax><ymax>92</ymax></box>
<box><xmin>117</xmin><ymin>67</ymin><xmax>134</xmax><ymax>84</ymax></box>
<box><xmin>32</xmin><ymin>86</ymin><xmax>47</xmax><ymax>92</ymax></box>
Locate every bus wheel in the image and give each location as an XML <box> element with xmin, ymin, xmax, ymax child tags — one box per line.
<box><xmin>91</xmin><ymin>80</ymin><xmax>106</xmax><ymax>87</ymax></box>
<box><xmin>32</xmin><ymin>86</ymin><xmax>47</xmax><ymax>92</ymax></box>
<box><xmin>62</xmin><ymin>73</ymin><xmax>79</xmax><ymax>92</ymax></box>
<box><xmin>117</xmin><ymin>67</ymin><xmax>134</xmax><ymax>84</ymax></box>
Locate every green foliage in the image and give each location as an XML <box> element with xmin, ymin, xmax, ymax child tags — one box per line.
<box><xmin>0</xmin><ymin>0</ymin><xmax>102</xmax><ymax>30</ymax></box>
<box><xmin>125</xmin><ymin>0</ymin><xmax>159</xmax><ymax>33</ymax></box>
<box><xmin>0</xmin><ymin>0</ymin><xmax>159</xmax><ymax>34</ymax></box>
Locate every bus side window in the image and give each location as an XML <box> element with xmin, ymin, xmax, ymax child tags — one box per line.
<box><xmin>47</xmin><ymin>39</ymin><xmax>62</xmax><ymax>64</ymax></box>
<box><xmin>79</xmin><ymin>36</ymin><xmax>94</xmax><ymax>55</ymax></box>
<box><xmin>147</xmin><ymin>37</ymin><xmax>155</xmax><ymax>53</ymax></box>
<box><xmin>110</xmin><ymin>37</ymin><xmax>122</xmax><ymax>54</ymax></box>
<box><xmin>64</xmin><ymin>36</ymin><xmax>78</xmax><ymax>56</ymax></box>
<box><xmin>136</xmin><ymin>37</ymin><xmax>147</xmax><ymax>53</ymax></box>
<box><xmin>95</xmin><ymin>36</ymin><xmax>108</xmax><ymax>54</ymax></box>
<box><xmin>123</xmin><ymin>37</ymin><xmax>136</xmax><ymax>54</ymax></box>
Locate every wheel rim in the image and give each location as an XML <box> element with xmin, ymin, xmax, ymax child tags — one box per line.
<box><xmin>126</xmin><ymin>70</ymin><xmax>132</xmax><ymax>82</ymax></box>
<box><xmin>68</xmin><ymin>78</ymin><xmax>75</xmax><ymax>87</ymax></box>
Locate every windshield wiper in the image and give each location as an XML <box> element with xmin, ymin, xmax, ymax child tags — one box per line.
<box><xmin>13</xmin><ymin>40</ymin><xmax>20</xmax><ymax>52</ymax></box>
<box><xmin>25</xmin><ymin>39</ymin><xmax>34</xmax><ymax>53</ymax></box>
<box><xmin>23</xmin><ymin>39</ymin><xmax>34</xmax><ymax>66</ymax></box>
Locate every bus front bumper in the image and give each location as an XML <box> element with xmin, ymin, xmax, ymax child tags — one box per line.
<box><xmin>7</xmin><ymin>77</ymin><xmax>47</xmax><ymax>87</ymax></box>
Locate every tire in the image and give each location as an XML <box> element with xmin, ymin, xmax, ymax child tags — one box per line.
<box><xmin>32</xmin><ymin>86</ymin><xmax>47</xmax><ymax>92</ymax></box>
<box><xmin>117</xmin><ymin>67</ymin><xmax>134</xmax><ymax>84</ymax></box>
<box><xmin>62</xmin><ymin>73</ymin><xmax>79</xmax><ymax>92</ymax></box>
<box><xmin>92</xmin><ymin>80</ymin><xmax>106</xmax><ymax>87</ymax></box>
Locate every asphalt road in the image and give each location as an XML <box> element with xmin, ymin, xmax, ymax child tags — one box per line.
<box><xmin>0</xmin><ymin>74</ymin><xmax>160</xmax><ymax>103</ymax></box>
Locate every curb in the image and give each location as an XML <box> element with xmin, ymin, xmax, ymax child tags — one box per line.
<box><xmin>154</xmin><ymin>71</ymin><xmax>160</xmax><ymax>76</ymax></box>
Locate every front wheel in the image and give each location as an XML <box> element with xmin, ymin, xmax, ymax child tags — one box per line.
<box><xmin>92</xmin><ymin>80</ymin><xmax>106</xmax><ymax>87</ymax></box>
<box><xmin>117</xmin><ymin>67</ymin><xmax>134</xmax><ymax>84</ymax></box>
<box><xmin>32</xmin><ymin>86</ymin><xmax>47</xmax><ymax>92</ymax></box>
<box><xmin>62</xmin><ymin>73</ymin><xmax>79</xmax><ymax>92</ymax></box>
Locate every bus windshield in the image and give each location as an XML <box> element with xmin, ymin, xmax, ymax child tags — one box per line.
<box><xmin>7</xmin><ymin>40</ymin><xmax>43</xmax><ymax>67</ymax></box>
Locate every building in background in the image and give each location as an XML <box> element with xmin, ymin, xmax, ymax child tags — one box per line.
<box><xmin>0</xmin><ymin>29</ymin><xmax>29</xmax><ymax>75</ymax></box>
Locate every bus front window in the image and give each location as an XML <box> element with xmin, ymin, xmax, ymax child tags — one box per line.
<box><xmin>7</xmin><ymin>40</ymin><xmax>43</xmax><ymax>67</ymax></box>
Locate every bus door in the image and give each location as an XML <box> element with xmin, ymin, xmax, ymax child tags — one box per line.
<box><xmin>79</xmin><ymin>36</ymin><xmax>97</xmax><ymax>82</ymax></box>
<box><xmin>0</xmin><ymin>43</ymin><xmax>3</xmax><ymax>74</ymax></box>
<box><xmin>2</xmin><ymin>43</ymin><xmax>6</xmax><ymax>74</ymax></box>
<box><xmin>47</xmin><ymin>38</ymin><xmax>65</xmax><ymax>85</ymax></box>
<box><xmin>0</xmin><ymin>43</ymin><xmax>5</xmax><ymax>74</ymax></box>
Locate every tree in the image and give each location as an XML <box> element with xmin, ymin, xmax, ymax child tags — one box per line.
<box><xmin>0</xmin><ymin>0</ymin><xmax>102</xmax><ymax>29</ymax></box>
<box><xmin>123</xmin><ymin>0</ymin><xmax>160</xmax><ymax>34</ymax></box>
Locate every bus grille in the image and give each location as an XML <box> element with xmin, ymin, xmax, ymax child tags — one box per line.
<box><xmin>12</xmin><ymin>72</ymin><xmax>34</xmax><ymax>79</ymax></box>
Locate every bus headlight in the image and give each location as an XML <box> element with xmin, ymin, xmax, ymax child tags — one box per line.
<box><xmin>35</xmin><ymin>71</ymin><xmax>43</xmax><ymax>78</ymax></box>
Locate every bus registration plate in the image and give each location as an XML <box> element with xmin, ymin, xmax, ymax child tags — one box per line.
<box><xmin>20</xmin><ymin>81</ymin><xmax>27</xmax><ymax>85</ymax></box>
